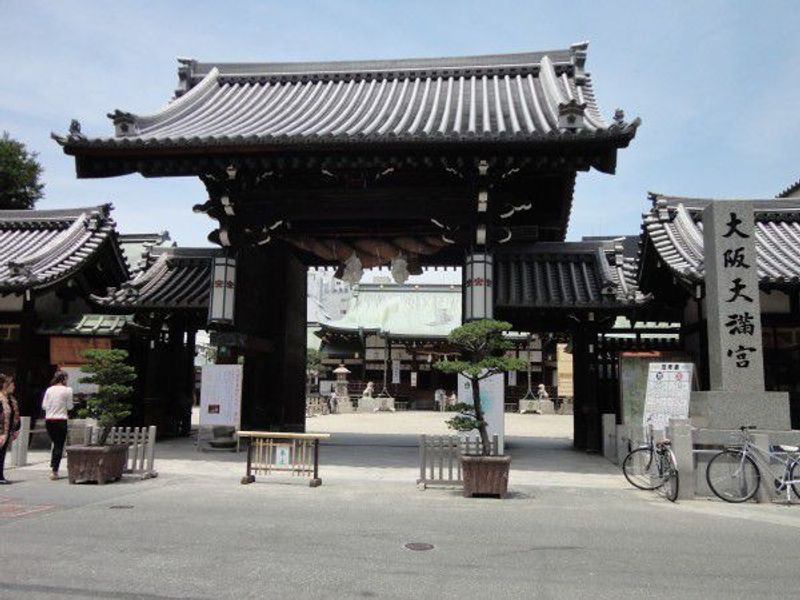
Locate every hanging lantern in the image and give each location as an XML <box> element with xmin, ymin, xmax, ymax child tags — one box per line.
<box><xmin>390</xmin><ymin>252</ymin><xmax>410</xmax><ymax>285</ymax></box>
<box><xmin>464</xmin><ymin>252</ymin><xmax>493</xmax><ymax>321</ymax></box>
<box><xmin>340</xmin><ymin>252</ymin><xmax>364</xmax><ymax>285</ymax></box>
<box><xmin>208</xmin><ymin>253</ymin><xmax>236</xmax><ymax>325</ymax></box>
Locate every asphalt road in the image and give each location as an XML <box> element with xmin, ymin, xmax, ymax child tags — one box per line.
<box><xmin>1</xmin><ymin>418</ymin><xmax>798</xmax><ymax>600</ymax></box>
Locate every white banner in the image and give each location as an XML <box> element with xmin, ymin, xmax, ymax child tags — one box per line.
<box><xmin>643</xmin><ymin>362</ymin><xmax>693</xmax><ymax>432</ymax></box>
<box><xmin>200</xmin><ymin>364</ymin><xmax>243</xmax><ymax>428</ymax></box>
<box><xmin>507</xmin><ymin>370</ymin><xmax>517</xmax><ymax>387</ymax></box>
<box><xmin>391</xmin><ymin>360</ymin><xmax>400</xmax><ymax>384</ymax></box>
<box><xmin>410</xmin><ymin>371</ymin><xmax>418</xmax><ymax>387</ymax></box>
<box><xmin>458</xmin><ymin>372</ymin><xmax>505</xmax><ymax>454</ymax></box>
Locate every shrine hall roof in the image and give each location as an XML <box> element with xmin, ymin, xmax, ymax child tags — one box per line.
<box><xmin>494</xmin><ymin>239</ymin><xmax>644</xmax><ymax>309</ymax></box>
<box><xmin>55</xmin><ymin>43</ymin><xmax>638</xmax><ymax>156</ymax></box>
<box><xmin>92</xmin><ymin>247</ymin><xmax>220</xmax><ymax>310</ymax></box>
<box><xmin>640</xmin><ymin>194</ymin><xmax>800</xmax><ymax>286</ymax></box>
<box><xmin>0</xmin><ymin>205</ymin><xmax>127</xmax><ymax>293</ymax></box>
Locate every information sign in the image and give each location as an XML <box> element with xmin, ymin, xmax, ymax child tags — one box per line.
<box><xmin>200</xmin><ymin>364</ymin><xmax>243</xmax><ymax>428</ymax></box>
<box><xmin>457</xmin><ymin>372</ymin><xmax>505</xmax><ymax>453</ymax></box>
<box><xmin>642</xmin><ymin>362</ymin><xmax>693</xmax><ymax>431</ymax></box>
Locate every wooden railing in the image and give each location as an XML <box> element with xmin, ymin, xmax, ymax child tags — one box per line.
<box><xmin>417</xmin><ymin>433</ymin><xmax>499</xmax><ymax>489</ymax></box>
<box><xmin>89</xmin><ymin>426</ymin><xmax>158</xmax><ymax>479</ymax></box>
<box><xmin>236</xmin><ymin>431</ymin><xmax>331</xmax><ymax>487</ymax></box>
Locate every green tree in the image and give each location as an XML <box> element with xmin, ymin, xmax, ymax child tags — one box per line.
<box><xmin>434</xmin><ymin>320</ymin><xmax>526</xmax><ymax>455</ymax></box>
<box><xmin>78</xmin><ymin>349</ymin><xmax>136</xmax><ymax>445</ymax></box>
<box><xmin>0</xmin><ymin>132</ymin><xmax>44</xmax><ymax>209</ymax></box>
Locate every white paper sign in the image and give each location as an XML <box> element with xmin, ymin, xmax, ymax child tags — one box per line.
<box><xmin>458</xmin><ymin>372</ymin><xmax>505</xmax><ymax>454</ymax></box>
<box><xmin>200</xmin><ymin>364</ymin><xmax>243</xmax><ymax>427</ymax></box>
<box><xmin>61</xmin><ymin>366</ymin><xmax>99</xmax><ymax>396</ymax></box>
<box><xmin>391</xmin><ymin>360</ymin><xmax>400</xmax><ymax>384</ymax></box>
<box><xmin>643</xmin><ymin>362</ymin><xmax>693</xmax><ymax>432</ymax></box>
<box><xmin>275</xmin><ymin>444</ymin><xmax>291</xmax><ymax>466</ymax></box>
<box><xmin>507</xmin><ymin>370</ymin><xmax>517</xmax><ymax>387</ymax></box>
<box><xmin>410</xmin><ymin>371</ymin><xmax>418</xmax><ymax>387</ymax></box>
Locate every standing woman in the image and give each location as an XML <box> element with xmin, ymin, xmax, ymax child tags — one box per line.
<box><xmin>42</xmin><ymin>371</ymin><xmax>73</xmax><ymax>481</ymax></box>
<box><xmin>0</xmin><ymin>374</ymin><xmax>21</xmax><ymax>484</ymax></box>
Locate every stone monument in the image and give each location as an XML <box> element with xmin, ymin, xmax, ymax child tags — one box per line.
<box><xmin>358</xmin><ymin>381</ymin><xmax>396</xmax><ymax>412</ymax></box>
<box><xmin>333</xmin><ymin>364</ymin><xmax>354</xmax><ymax>413</ymax></box>
<box><xmin>690</xmin><ymin>201</ymin><xmax>790</xmax><ymax>429</ymax></box>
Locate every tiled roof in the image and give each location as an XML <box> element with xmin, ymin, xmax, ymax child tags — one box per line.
<box><xmin>777</xmin><ymin>178</ymin><xmax>800</xmax><ymax>199</ymax></box>
<box><xmin>56</xmin><ymin>43</ymin><xmax>638</xmax><ymax>151</ymax></box>
<box><xmin>92</xmin><ymin>247</ymin><xmax>220</xmax><ymax>310</ymax></box>
<box><xmin>641</xmin><ymin>194</ymin><xmax>800</xmax><ymax>286</ymax></box>
<box><xmin>38</xmin><ymin>314</ymin><xmax>135</xmax><ymax>337</ymax></box>
<box><xmin>118</xmin><ymin>232</ymin><xmax>172</xmax><ymax>273</ymax></box>
<box><xmin>494</xmin><ymin>240</ymin><xmax>644</xmax><ymax>308</ymax></box>
<box><xmin>0</xmin><ymin>205</ymin><xmax>125</xmax><ymax>292</ymax></box>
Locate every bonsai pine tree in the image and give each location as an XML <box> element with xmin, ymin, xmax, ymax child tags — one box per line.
<box><xmin>434</xmin><ymin>320</ymin><xmax>526</xmax><ymax>455</ymax></box>
<box><xmin>78</xmin><ymin>349</ymin><xmax>136</xmax><ymax>445</ymax></box>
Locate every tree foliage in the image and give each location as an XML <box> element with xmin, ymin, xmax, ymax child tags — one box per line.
<box><xmin>78</xmin><ymin>349</ymin><xmax>136</xmax><ymax>445</ymax></box>
<box><xmin>434</xmin><ymin>320</ymin><xmax>526</xmax><ymax>455</ymax></box>
<box><xmin>0</xmin><ymin>132</ymin><xmax>44</xmax><ymax>209</ymax></box>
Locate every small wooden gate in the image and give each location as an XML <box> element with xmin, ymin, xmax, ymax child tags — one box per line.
<box><xmin>417</xmin><ymin>434</ymin><xmax>499</xmax><ymax>489</ymax></box>
<box><xmin>237</xmin><ymin>431</ymin><xmax>331</xmax><ymax>487</ymax></box>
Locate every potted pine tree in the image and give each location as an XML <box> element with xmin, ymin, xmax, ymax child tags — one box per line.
<box><xmin>434</xmin><ymin>320</ymin><xmax>526</xmax><ymax>498</ymax></box>
<box><xmin>66</xmin><ymin>349</ymin><xmax>136</xmax><ymax>484</ymax></box>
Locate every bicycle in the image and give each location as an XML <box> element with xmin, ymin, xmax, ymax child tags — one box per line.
<box><xmin>622</xmin><ymin>424</ymin><xmax>679</xmax><ymax>502</ymax></box>
<box><xmin>705</xmin><ymin>426</ymin><xmax>800</xmax><ymax>503</ymax></box>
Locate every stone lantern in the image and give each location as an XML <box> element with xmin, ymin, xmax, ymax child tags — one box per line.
<box><xmin>333</xmin><ymin>364</ymin><xmax>353</xmax><ymax>413</ymax></box>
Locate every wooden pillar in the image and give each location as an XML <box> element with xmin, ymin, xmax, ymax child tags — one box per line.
<box><xmin>235</xmin><ymin>245</ymin><xmax>307</xmax><ymax>432</ymax></box>
<box><xmin>571</xmin><ymin>317</ymin><xmax>600</xmax><ymax>452</ymax></box>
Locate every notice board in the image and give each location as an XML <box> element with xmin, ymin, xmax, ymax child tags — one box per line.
<box><xmin>457</xmin><ymin>372</ymin><xmax>505</xmax><ymax>454</ymax></box>
<box><xmin>200</xmin><ymin>365</ymin><xmax>243</xmax><ymax>428</ymax></box>
<box><xmin>642</xmin><ymin>362</ymin><xmax>693</xmax><ymax>431</ymax></box>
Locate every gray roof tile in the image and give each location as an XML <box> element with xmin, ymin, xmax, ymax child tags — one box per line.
<box><xmin>92</xmin><ymin>247</ymin><xmax>221</xmax><ymax>309</ymax></box>
<box><xmin>58</xmin><ymin>44</ymin><xmax>638</xmax><ymax>150</ymax></box>
<box><xmin>0</xmin><ymin>205</ymin><xmax>124</xmax><ymax>292</ymax></box>
<box><xmin>642</xmin><ymin>194</ymin><xmax>800</xmax><ymax>286</ymax></box>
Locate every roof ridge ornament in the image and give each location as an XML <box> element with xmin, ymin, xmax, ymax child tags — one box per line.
<box><xmin>570</xmin><ymin>41</ymin><xmax>588</xmax><ymax>85</ymax></box>
<box><xmin>558</xmin><ymin>99</ymin><xmax>586</xmax><ymax>131</ymax></box>
<box><xmin>107</xmin><ymin>110</ymin><xmax>138</xmax><ymax>137</ymax></box>
<box><xmin>175</xmin><ymin>57</ymin><xmax>198</xmax><ymax>97</ymax></box>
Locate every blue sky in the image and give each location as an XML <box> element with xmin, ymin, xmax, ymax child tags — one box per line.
<box><xmin>2</xmin><ymin>1</ymin><xmax>799</xmax><ymax>247</ymax></box>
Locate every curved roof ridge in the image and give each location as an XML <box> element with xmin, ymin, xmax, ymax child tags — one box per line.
<box><xmin>184</xmin><ymin>48</ymin><xmax>578</xmax><ymax>84</ymax></box>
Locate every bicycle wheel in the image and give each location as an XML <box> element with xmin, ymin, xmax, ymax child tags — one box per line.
<box><xmin>706</xmin><ymin>450</ymin><xmax>760</xmax><ymax>503</ymax></box>
<box><xmin>789</xmin><ymin>459</ymin><xmax>800</xmax><ymax>499</ymax></box>
<box><xmin>659</xmin><ymin>451</ymin><xmax>679</xmax><ymax>502</ymax></box>
<box><xmin>623</xmin><ymin>447</ymin><xmax>663</xmax><ymax>490</ymax></box>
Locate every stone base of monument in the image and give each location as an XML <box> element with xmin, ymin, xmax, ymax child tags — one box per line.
<box><xmin>518</xmin><ymin>400</ymin><xmax>541</xmax><ymax>414</ymax></box>
<box><xmin>689</xmin><ymin>390</ymin><xmax>791</xmax><ymax>429</ymax></box>
<box><xmin>337</xmin><ymin>399</ymin><xmax>354</xmax><ymax>413</ymax></box>
<box><xmin>358</xmin><ymin>396</ymin><xmax>396</xmax><ymax>412</ymax></box>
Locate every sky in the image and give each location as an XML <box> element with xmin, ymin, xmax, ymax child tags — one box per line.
<box><xmin>2</xmin><ymin>0</ymin><xmax>800</xmax><ymax>251</ymax></box>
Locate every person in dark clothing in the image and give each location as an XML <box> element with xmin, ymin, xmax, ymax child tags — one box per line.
<box><xmin>0</xmin><ymin>374</ymin><xmax>21</xmax><ymax>484</ymax></box>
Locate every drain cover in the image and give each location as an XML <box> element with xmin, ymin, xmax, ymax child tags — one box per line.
<box><xmin>109</xmin><ymin>505</ymin><xmax>134</xmax><ymax>509</ymax></box>
<box><xmin>404</xmin><ymin>543</ymin><xmax>434</xmax><ymax>551</ymax></box>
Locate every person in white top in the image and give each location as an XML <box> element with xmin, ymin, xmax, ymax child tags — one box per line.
<box><xmin>42</xmin><ymin>370</ymin><xmax>74</xmax><ymax>480</ymax></box>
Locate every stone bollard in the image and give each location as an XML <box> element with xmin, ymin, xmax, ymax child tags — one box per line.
<box><xmin>602</xmin><ymin>414</ymin><xmax>617</xmax><ymax>463</ymax></box>
<box><xmin>751</xmin><ymin>432</ymin><xmax>775</xmax><ymax>504</ymax></box>
<box><xmin>668</xmin><ymin>418</ymin><xmax>694</xmax><ymax>500</ymax></box>
<box><xmin>9</xmin><ymin>416</ymin><xmax>31</xmax><ymax>467</ymax></box>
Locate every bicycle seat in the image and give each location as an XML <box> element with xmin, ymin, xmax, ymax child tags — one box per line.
<box><xmin>658</xmin><ymin>439</ymin><xmax>671</xmax><ymax>446</ymax></box>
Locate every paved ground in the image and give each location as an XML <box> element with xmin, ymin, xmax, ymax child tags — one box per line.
<box><xmin>1</xmin><ymin>412</ymin><xmax>798</xmax><ymax>599</ymax></box>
